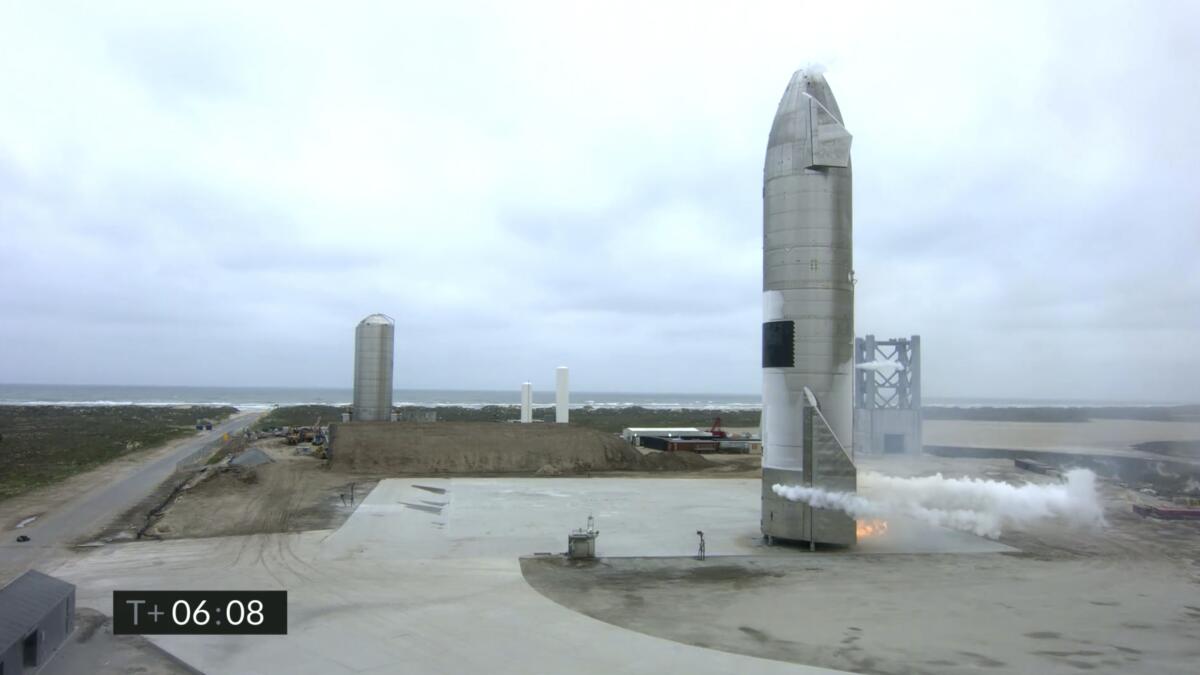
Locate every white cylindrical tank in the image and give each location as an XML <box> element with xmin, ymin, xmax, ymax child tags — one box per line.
<box><xmin>353</xmin><ymin>314</ymin><xmax>395</xmax><ymax>422</ymax></box>
<box><xmin>555</xmin><ymin>366</ymin><xmax>569</xmax><ymax>423</ymax></box>
<box><xmin>520</xmin><ymin>382</ymin><xmax>533</xmax><ymax>423</ymax></box>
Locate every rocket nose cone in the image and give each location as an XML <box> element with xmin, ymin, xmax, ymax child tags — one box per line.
<box><xmin>782</xmin><ymin>68</ymin><xmax>844</xmax><ymax>124</ymax></box>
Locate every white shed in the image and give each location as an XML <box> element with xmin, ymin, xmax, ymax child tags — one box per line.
<box><xmin>621</xmin><ymin>427</ymin><xmax>704</xmax><ymax>446</ymax></box>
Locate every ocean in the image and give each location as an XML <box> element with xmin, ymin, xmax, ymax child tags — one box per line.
<box><xmin>0</xmin><ymin>384</ymin><xmax>1186</xmax><ymax>411</ymax></box>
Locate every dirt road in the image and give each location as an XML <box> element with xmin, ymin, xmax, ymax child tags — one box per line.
<box><xmin>0</xmin><ymin>411</ymin><xmax>261</xmax><ymax>582</ymax></box>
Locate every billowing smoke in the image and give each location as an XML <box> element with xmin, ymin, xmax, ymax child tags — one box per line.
<box><xmin>855</xmin><ymin>360</ymin><xmax>905</xmax><ymax>372</ymax></box>
<box><xmin>772</xmin><ymin>469</ymin><xmax>1105</xmax><ymax>539</ymax></box>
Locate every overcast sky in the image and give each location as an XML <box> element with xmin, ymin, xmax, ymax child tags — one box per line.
<box><xmin>2</xmin><ymin>1</ymin><xmax>1197</xmax><ymax>401</ymax></box>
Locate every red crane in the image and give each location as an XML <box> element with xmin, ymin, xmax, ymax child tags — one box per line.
<box><xmin>708</xmin><ymin>416</ymin><xmax>728</xmax><ymax>439</ymax></box>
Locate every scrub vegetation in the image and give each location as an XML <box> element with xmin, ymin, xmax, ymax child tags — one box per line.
<box><xmin>0</xmin><ymin>405</ymin><xmax>236</xmax><ymax>500</ymax></box>
<box><xmin>256</xmin><ymin>404</ymin><xmax>762</xmax><ymax>435</ymax></box>
<box><xmin>256</xmin><ymin>403</ymin><xmax>1200</xmax><ymax>434</ymax></box>
<box><xmin>255</xmin><ymin>405</ymin><xmax>343</xmax><ymax>430</ymax></box>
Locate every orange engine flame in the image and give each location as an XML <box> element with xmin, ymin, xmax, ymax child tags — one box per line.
<box><xmin>856</xmin><ymin>519</ymin><xmax>889</xmax><ymax>538</ymax></box>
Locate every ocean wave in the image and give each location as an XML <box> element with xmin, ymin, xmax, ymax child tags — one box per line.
<box><xmin>1</xmin><ymin>399</ymin><xmax>763</xmax><ymax>411</ymax></box>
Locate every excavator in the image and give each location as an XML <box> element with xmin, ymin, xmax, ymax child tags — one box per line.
<box><xmin>285</xmin><ymin>418</ymin><xmax>318</xmax><ymax>446</ymax></box>
<box><xmin>708</xmin><ymin>416</ymin><xmax>728</xmax><ymax>439</ymax></box>
<box><xmin>312</xmin><ymin>416</ymin><xmax>330</xmax><ymax>459</ymax></box>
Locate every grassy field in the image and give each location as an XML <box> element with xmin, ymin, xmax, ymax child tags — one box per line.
<box><xmin>255</xmin><ymin>405</ymin><xmax>343</xmax><ymax>430</ymax></box>
<box><xmin>0</xmin><ymin>405</ymin><xmax>237</xmax><ymax>500</ymax></box>
<box><xmin>256</xmin><ymin>404</ymin><xmax>760</xmax><ymax>435</ymax></box>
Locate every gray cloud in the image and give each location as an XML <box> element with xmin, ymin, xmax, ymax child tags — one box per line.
<box><xmin>0</xmin><ymin>0</ymin><xmax>1197</xmax><ymax>401</ymax></box>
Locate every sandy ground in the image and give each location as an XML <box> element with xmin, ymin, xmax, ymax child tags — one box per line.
<box><xmin>519</xmin><ymin>457</ymin><xmax>1200</xmax><ymax>674</ymax></box>
<box><xmin>714</xmin><ymin>419</ymin><xmax>1200</xmax><ymax>461</ymax></box>
<box><xmin>40</xmin><ymin>608</ymin><xmax>197</xmax><ymax>675</ymax></box>
<box><xmin>138</xmin><ymin>437</ymin><xmax>756</xmax><ymax>541</ymax></box>
<box><xmin>926</xmin><ymin>418</ymin><xmax>1200</xmax><ymax>460</ymax></box>
<box><xmin>12</xmin><ymin>418</ymin><xmax>1200</xmax><ymax>673</ymax></box>
<box><xmin>41</xmin><ymin>465</ymin><xmax>1200</xmax><ymax>674</ymax></box>
<box><xmin>49</xmin><ymin>479</ymin><xmax>838</xmax><ymax>675</ymax></box>
<box><xmin>522</xmin><ymin>552</ymin><xmax>1200</xmax><ymax>674</ymax></box>
<box><xmin>333</xmin><ymin>421</ymin><xmax>679</xmax><ymax>474</ymax></box>
<box><xmin>148</xmin><ymin>437</ymin><xmax>374</xmax><ymax>539</ymax></box>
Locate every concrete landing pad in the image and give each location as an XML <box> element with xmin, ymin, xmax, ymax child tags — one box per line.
<box><xmin>855</xmin><ymin>514</ymin><xmax>1016</xmax><ymax>554</ymax></box>
<box><xmin>320</xmin><ymin>477</ymin><xmax>1015</xmax><ymax>559</ymax></box>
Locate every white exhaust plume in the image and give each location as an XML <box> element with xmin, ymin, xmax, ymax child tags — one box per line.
<box><xmin>855</xmin><ymin>360</ymin><xmax>905</xmax><ymax>372</ymax></box>
<box><xmin>772</xmin><ymin>469</ymin><xmax>1106</xmax><ymax>539</ymax></box>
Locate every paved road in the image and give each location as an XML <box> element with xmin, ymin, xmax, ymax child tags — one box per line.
<box><xmin>0</xmin><ymin>411</ymin><xmax>261</xmax><ymax>580</ymax></box>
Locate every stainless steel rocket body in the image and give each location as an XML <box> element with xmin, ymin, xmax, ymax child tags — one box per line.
<box><xmin>760</xmin><ymin>70</ymin><xmax>857</xmax><ymax>546</ymax></box>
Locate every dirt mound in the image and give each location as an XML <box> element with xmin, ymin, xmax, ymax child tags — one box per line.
<box><xmin>330</xmin><ymin>422</ymin><xmax>704</xmax><ymax>475</ymax></box>
<box><xmin>230</xmin><ymin>447</ymin><xmax>274</xmax><ymax>467</ymax></box>
<box><xmin>640</xmin><ymin>450</ymin><xmax>714</xmax><ymax>471</ymax></box>
<box><xmin>149</xmin><ymin>458</ymin><xmax>369</xmax><ymax>539</ymax></box>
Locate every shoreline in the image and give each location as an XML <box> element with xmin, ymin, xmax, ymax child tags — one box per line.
<box><xmin>4</xmin><ymin>401</ymin><xmax>1197</xmax><ymax>424</ymax></box>
<box><xmin>3</xmin><ymin>401</ymin><xmax>1198</xmax><ymax>414</ymax></box>
<box><xmin>2</xmin><ymin>385</ymin><xmax>1193</xmax><ymax>412</ymax></box>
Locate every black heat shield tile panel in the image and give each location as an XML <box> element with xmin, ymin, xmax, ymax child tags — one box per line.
<box><xmin>763</xmin><ymin>320</ymin><xmax>795</xmax><ymax>368</ymax></box>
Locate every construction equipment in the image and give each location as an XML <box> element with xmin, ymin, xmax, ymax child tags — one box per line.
<box><xmin>285</xmin><ymin>427</ymin><xmax>314</xmax><ymax>445</ymax></box>
<box><xmin>708</xmin><ymin>417</ymin><xmax>728</xmax><ymax>439</ymax></box>
<box><xmin>568</xmin><ymin>515</ymin><xmax>599</xmax><ymax>559</ymax></box>
<box><xmin>313</xmin><ymin>415</ymin><xmax>326</xmax><ymax>446</ymax></box>
<box><xmin>309</xmin><ymin>415</ymin><xmax>330</xmax><ymax>459</ymax></box>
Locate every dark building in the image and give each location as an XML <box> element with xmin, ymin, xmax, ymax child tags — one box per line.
<box><xmin>640</xmin><ymin>436</ymin><xmax>722</xmax><ymax>453</ymax></box>
<box><xmin>0</xmin><ymin>570</ymin><xmax>76</xmax><ymax>674</ymax></box>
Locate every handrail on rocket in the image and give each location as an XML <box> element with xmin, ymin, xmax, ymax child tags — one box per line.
<box><xmin>802</xmin><ymin>386</ymin><xmax>854</xmax><ymax>465</ymax></box>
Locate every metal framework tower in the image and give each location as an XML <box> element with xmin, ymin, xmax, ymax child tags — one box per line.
<box><xmin>853</xmin><ymin>335</ymin><xmax>922</xmax><ymax>455</ymax></box>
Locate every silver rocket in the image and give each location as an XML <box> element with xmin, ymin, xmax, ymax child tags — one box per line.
<box><xmin>760</xmin><ymin>68</ymin><xmax>857</xmax><ymax>546</ymax></box>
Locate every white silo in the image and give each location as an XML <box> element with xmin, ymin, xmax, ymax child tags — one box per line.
<box><xmin>353</xmin><ymin>314</ymin><xmax>395</xmax><ymax>422</ymax></box>
<box><xmin>520</xmin><ymin>382</ymin><xmax>533</xmax><ymax>423</ymax></box>
<box><xmin>555</xmin><ymin>367</ymin><xmax>569</xmax><ymax>423</ymax></box>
